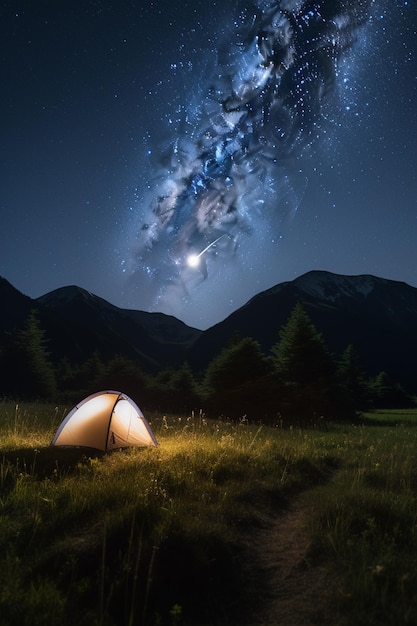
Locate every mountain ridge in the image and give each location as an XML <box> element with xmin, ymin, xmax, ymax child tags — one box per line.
<box><xmin>1</xmin><ymin>271</ymin><xmax>417</xmax><ymax>387</ymax></box>
<box><xmin>186</xmin><ymin>271</ymin><xmax>417</xmax><ymax>386</ymax></box>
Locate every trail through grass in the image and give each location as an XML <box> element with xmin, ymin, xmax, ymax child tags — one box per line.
<box><xmin>1</xmin><ymin>403</ymin><xmax>417</xmax><ymax>625</ymax></box>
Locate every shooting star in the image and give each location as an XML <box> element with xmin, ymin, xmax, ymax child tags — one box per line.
<box><xmin>187</xmin><ymin>234</ymin><xmax>233</xmax><ymax>269</ymax></box>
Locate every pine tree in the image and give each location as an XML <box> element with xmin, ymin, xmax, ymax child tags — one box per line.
<box><xmin>11</xmin><ymin>309</ymin><xmax>57</xmax><ymax>399</ymax></box>
<box><xmin>270</xmin><ymin>303</ymin><xmax>336</xmax><ymax>421</ymax></box>
<box><xmin>203</xmin><ymin>336</ymin><xmax>273</xmax><ymax>419</ymax></box>
<box><xmin>167</xmin><ymin>362</ymin><xmax>201</xmax><ymax>413</ymax></box>
<box><xmin>95</xmin><ymin>355</ymin><xmax>151</xmax><ymax>406</ymax></box>
<box><xmin>337</xmin><ymin>344</ymin><xmax>370</xmax><ymax>412</ymax></box>
<box><xmin>368</xmin><ymin>371</ymin><xmax>412</xmax><ymax>409</ymax></box>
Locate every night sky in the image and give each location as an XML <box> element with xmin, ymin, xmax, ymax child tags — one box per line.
<box><xmin>1</xmin><ymin>0</ymin><xmax>416</xmax><ymax>329</ymax></box>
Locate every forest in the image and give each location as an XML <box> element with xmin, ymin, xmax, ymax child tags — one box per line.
<box><xmin>1</xmin><ymin>303</ymin><xmax>414</xmax><ymax>421</ymax></box>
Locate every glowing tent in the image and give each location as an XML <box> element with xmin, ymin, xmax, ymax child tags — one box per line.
<box><xmin>51</xmin><ymin>390</ymin><xmax>158</xmax><ymax>452</ymax></box>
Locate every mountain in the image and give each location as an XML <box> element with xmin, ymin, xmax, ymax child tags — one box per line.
<box><xmin>0</xmin><ymin>279</ymin><xmax>202</xmax><ymax>372</ymax></box>
<box><xmin>187</xmin><ymin>271</ymin><xmax>417</xmax><ymax>386</ymax></box>
<box><xmin>0</xmin><ymin>277</ymin><xmax>34</xmax><ymax>328</ymax></box>
<box><xmin>1</xmin><ymin>271</ymin><xmax>417</xmax><ymax>387</ymax></box>
<box><xmin>36</xmin><ymin>286</ymin><xmax>202</xmax><ymax>371</ymax></box>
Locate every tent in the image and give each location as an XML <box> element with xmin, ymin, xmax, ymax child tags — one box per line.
<box><xmin>51</xmin><ymin>390</ymin><xmax>158</xmax><ymax>452</ymax></box>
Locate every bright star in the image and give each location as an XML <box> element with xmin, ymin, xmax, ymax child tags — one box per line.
<box><xmin>187</xmin><ymin>254</ymin><xmax>201</xmax><ymax>268</ymax></box>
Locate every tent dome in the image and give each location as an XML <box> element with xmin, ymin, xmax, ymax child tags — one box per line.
<box><xmin>51</xmin><ymin>390</ymin><xmax>158</xmax><ymax>452</ymax></box>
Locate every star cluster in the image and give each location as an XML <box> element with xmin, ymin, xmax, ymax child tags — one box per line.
<box><xmin>122</xmin><ymin>0</ymin><xmax>391</xmax><ymax>319</ymax></box>
<box><xmin>1</xmin><ymin>0</ymin><xmax>416</xmax><ymax>329</ymax></box>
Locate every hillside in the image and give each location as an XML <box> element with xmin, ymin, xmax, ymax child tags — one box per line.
<box><xmin>0</xmin><ymin>278</ymin><xmax>202</xmax><ymax>372</ymax></box>
<box><xmin>1</xmin><ymin>271</ymin><xmax>417</xmax><ymax>386</ymax></box>
<box><xmin>187</xmin><ymin>271</ymin><xmax>417</xmax><ymax>385</ymax></box>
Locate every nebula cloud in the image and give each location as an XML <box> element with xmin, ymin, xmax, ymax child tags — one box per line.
<box><xmin>127</xmin><ymin>0</ymin><xmax>375</xmax><ymax>311</ymax></box>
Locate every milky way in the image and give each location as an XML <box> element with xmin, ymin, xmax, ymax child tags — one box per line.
<box><xmin>126</xmin><ymin>0</ymin><xmax>376</xmax><ymax>313</ymax></box>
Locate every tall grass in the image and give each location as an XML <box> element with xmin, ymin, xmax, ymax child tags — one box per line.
<box><xmin>0</xmin><ymin>401</ymin><xmax>63</xmax><ymax>449</ymax></box>
<box><xmin>304</xmin><ymin>411</ymin><xmax>417</xmax><ymax>625</ymax></box>
<box><xmin>1</xmin><ymin>403</ymin><xmax>417</xmax><ymax>624</ymax></box>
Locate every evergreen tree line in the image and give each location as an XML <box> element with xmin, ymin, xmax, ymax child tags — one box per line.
<box><xmin>0</xmin><ymin>305</ymin><xmax>414</xmax><ymax>424</ymax></box>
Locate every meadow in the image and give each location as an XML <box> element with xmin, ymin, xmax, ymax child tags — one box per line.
<box><xmin>0</xmin><ymin>402</ymin><xmax>417</xmax><ymax>625</ymax></box>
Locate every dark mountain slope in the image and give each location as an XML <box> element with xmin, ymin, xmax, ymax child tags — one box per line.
<box><xmin>2</xmin><ymin>272</ymin><xmax>417</xmax><ymax>388</ymax></box>
<box><xmin>36</xmin><ymin>286</ymin><xmax>202</xmax><ymax>371</ymax></box>
<box><xmin>187</xmin><ymin>271</ymin><xmax>417</xmax><ymax>385</ymax></box>
<box><xmin>0</xmin><ymin>277</ymin><xmax>34</xmax><ymax>329</ymax></box>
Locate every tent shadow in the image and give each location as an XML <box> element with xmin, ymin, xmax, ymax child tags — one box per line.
<box><xmin>2</xmin><ymin>446</ymin><xmax>105</xmax><ymax>479</ymax></box>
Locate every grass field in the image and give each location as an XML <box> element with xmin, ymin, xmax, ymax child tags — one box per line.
<box><xmin>1</xmin><ymin>402</ymin><xmax>417</xmax><ymax>625</ymax></box>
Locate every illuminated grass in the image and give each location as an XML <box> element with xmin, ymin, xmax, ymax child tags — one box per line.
<box><xmin>1</xmin><ymin>403</ymin><xmax>417</xmax><ymax>624</ymax></box>
<box><xmin>304</xmin><ymin>411</ymin><xmax>417</xmax><ymax>626</ymax></box>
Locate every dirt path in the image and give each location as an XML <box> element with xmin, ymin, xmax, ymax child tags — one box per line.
<box><xmin>249</xmin><ymin>488</ymin><xmax>342</xmax><ymax>626</ymax></box>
